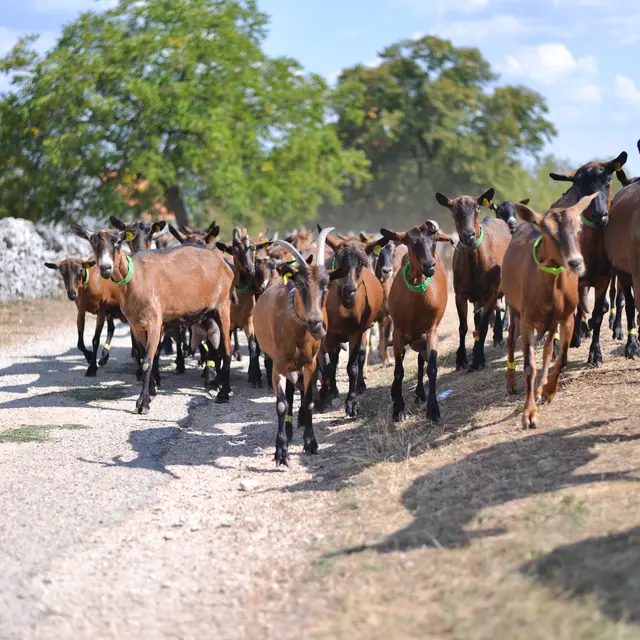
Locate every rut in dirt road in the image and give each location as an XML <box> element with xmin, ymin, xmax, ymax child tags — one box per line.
<box><xmin>0</xmin><ymin>319</ymin><xmax>374</xmax><ymax>639</ymax></box>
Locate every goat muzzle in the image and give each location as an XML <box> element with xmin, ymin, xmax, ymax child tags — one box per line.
<box><xmin>307</xmin><ymin>318</ymin><xmax>326</xmax><ymax>340</ymax></box>
<box><xmin>567</xmin><ymin>256</ymin><xmax>585</xmax><ymax>276</ymax></box>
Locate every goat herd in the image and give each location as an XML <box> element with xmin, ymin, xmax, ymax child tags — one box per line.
<box><xmin>43</xmin><ymin>142</ymin><xmax>640</xmax><ymax>465</ymax></box>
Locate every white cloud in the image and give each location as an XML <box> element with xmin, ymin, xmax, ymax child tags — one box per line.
<box><xmin>398</xmin><ymin>0</ymin><xmax>490</xmax><ymax>15</ymax></box>
<box><xmin>606</xmin><ymin>14</ymin><xmax>640</xmax><ymax>45</ymax></box>
<box><xmin>501</xmin><ymin>43</ymin><xmax>596</xmax><ymax>86</ymax></box>
<box><xmin>574</xmin><ymin>83</ymin><xmax>601</xmax><ymax>103</ymax></box>
<box><xmin>615</xmin><ymin>75</ymin><xmax>640</xmax><ymax>108</ymax></box>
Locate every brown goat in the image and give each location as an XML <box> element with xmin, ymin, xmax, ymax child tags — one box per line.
<box><xmin>604</xmin><ymin>140</ymin><xmax>640</xmax><ymax>359</ymax></box>
<box><xmin>44</xmin><ymin>258</ymin><xmax>122</xmax><ymax>376</ymax></box>
<box><xmin>436</xmin><ymin>188</ymin><xmax>511</xmax><ymax>370</ymax></box>
<box><xmin>72</xmin><ymin>222</ymin><xmax>234</xmax><ymax>414</ymax></box>
<box><xmin>379</xmin><ymin>221</ymin><xmax>451</xmax><ymax>422</ymax></box>
<box><xmin>502</xmin><ymin>193</ymin><xmax>597</xmax><ymax>429</ymax></box>
<box><xmin>254</xmin><ymin>228</ymin><xmax>339</xmax><ymax>466</ymax></box>
<box><xmin>110</xmin><ymin>218</ymin><xmax>168</xmax><ymax>254</ymax></box>
<box><xmin>216</xmin><ymin>228</ymin><xmax>271</xmax><ymax>387</ymax></box>
<box><xmin>316</xmin><ymin>226</ymin><xmax>384</xmax><ymax>417</ymax></box>
<box><xmin>547</xmin><ymin>152</ymin><xmax>628</xmax><ymax>365</ymax></box>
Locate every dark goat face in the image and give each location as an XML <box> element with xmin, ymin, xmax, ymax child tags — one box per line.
<box><xmin>254</xmin><ymin>257</ymin><xmax>279</xmax><ymax>293</ymax></box>
<box><xmin>550</xmin><ymin>152</ymin><xmax>627</xmax><ymax>228</ymax></box>
<box><xmin>45</xmin><ymin>258</ymin><xmax>94</xmax><ymax>300</ymax></box>
<box><xmin>436</xmin><ymin>189</ymin><xmax>494</xmax><ymax>247</ymax></box>
<box><xmin>515</xmin><ymin>193</ymin><xmax>599</xmax><ymax>277</ymax></box>
<box><xmin>380</xmin><ymin>221</ymin><xmax>452</xmax><ymax>279</ymax></box>
<box><xmin>216</xmin><ymin>229</ymin><xmax>266</xmax><ymax>279</ymax></box>
<box><xmin>375</xmin><ymin>243</ymin><xmax>395</xmax><ymax>282</ymax></box>
<box><xmin>492</xmin><ymin>200</ymin><xmax>528</xmax><ymax>234</ymax></box>
<box><xmin>72</xmin><ymin>223</ymin><xmax>124</xmax><ymax>280</ymax></box>
<box><xmin>331</xmin><ymin>242</ymin><xmax>369</xmax><ymax>305</ymax></box>
<box><xmin>110</xmin><ymin>217</ymin><xmax>167</xmax><ymax>253</ymax></box>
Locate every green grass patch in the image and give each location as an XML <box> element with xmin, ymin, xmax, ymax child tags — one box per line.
<box><xmin>0</xmin><ymin>423</ymin><xmax>90</xmax><ymax>444</ymax></box>
<box><xmin>63</xmin><ymin>386</ymin><xmax>129</xmax><ymax>403</ymax></box>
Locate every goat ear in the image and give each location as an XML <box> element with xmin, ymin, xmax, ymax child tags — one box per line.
<box><xmin>359</xmin><ymin>232</ymin><xmax>371</xmax><ymax>243</ymax></box>
<box><xmin>276</xmin><ymin>263</ymin><xmax>297</xmax><ymax>278</ymax></box>
<box><xmin>84</xmin><ymin>260</ymin><xmax>96</xmax><ymax>268</ymax></box>
<box><xmin>549</xmin><ymin>170</ymin><xmax>576</xmax><ymax>182</ymax></box>
<box><xmin>380</xmin><ymin>228</ymin><xmax>404</xmax><ymax>243</ymax></box>
<box><xmin>44</xmin><ymin>261</ymin><xmax>59</xmax><ymax>270</ymax></box>
<box><xmin>152</xmin><ymin>221</ymin><xmax>166</xmax><ymax>235</ymax></box>
<box><xmin>256</xmin><ymin>241</ymin><xmax>272</xmax><ymax>250</ymax></box>
<box><xmin>478</xmin><ymin>188</ymin><xmax>494</xmax><ymax>207</ymax></box>
<box><xmin>71</xmin><ymin>222</ymin><xmax>92</xmax><ymax>241</ymax></box>
<box><xmin>306</xmin><ymin>254</ymin><xmax>314</xmax><ymax>265</ymax></box>
<box><xmin>606</xmin><ymin>151</ymin><xmax>628</xmax><ymax>174</ymax></box>
<box><xmin>616</xmin><ymin>168</ymin><xmax>631</xmax><ymax>187</ymax></box>
<box><xmin>435</xmin><ymin>192</ymin><xmax>452</xmax><ymax>208</ymax></box>
<box><xmin>572</xmin><ymin>192</ymin><xmax>600</xmax><ymax>217</ymax></box>
<box><xmin>109</xmin><ymin>216</ymin><xmax>127</xmax><ymax>231</ymax></box>
<box><xmin>216</xmin><ymin>242</ymin><xmax>233</xmax><ymax>254</ymax></box>
<box><xmin>514</xmin><ymin>202</ymin><xmax>544</xmax><ymax>226</ymax></box>
<box><xmin>169</xmin><ymin>224</ymin><xmax>187</xmax><ymax>244</ymax></box>
<box><xmin>364</xmin><ymin>235</ymin><xmax>390</xmax><ymax>255</ymax></box>
<box><xmin>435</xmin><ymin>233</ymin><xmax>455</xmax><ymax>246</ymax></box>
<box><xmin>328</xmin><ymin>265</ymin><xmax>347</xmax><ymax>281</ymax></box>
<box><xmin>203</xmin><ymin>228</ymin><xmax>218</xmax><ymax>244</ymax></box>
<box><xmin>519</xmin><ymin>198</ymin><xmax>530</xmax><ymax>205</ymax></box>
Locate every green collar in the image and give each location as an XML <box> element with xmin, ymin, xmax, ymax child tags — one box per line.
<box><xmin>111</xmin><ymin>255</ymin><xmax>134</xmax><ymax>286</ymax></box>
<box><xmin>331</xmin><ymin>256</ymin><xmax>337</xmax><ymax>270</ymax></box>
<box><xmin>236</xmin><ymin>277</ymin><xmax>253</xmax><ymax>294</ymax></box>
<box><xmin>403</xmin><ymin>262</ymin><xmax>432</xmax><ymax>292</ymax></box>
<box><xmin>460</xmin><ymin>225</ymin><xmax>484</xmax><ymax>251</ymax></box>
<box><xmin>533</xmin><ymin>236</ymin><xmax>564</xmax><ymax>276</ymax></box>
<box><xmin>580</xmin><ymin>212</ymin><xmax>598</xmax><ymax>228</ymax></box>
<box><xmin>81</xmin><ymin>267</ymin><xmax>90</xmax><ymax>288</ymax></box>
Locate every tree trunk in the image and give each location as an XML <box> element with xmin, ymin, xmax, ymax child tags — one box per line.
<box><xmin>164</xmin><ymin>185</ymin><xmax>191</xmax><ymax>226</ymax></box>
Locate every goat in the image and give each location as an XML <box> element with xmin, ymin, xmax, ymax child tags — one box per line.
<box><xmin>604</xmin><ymin>141</ymin><xmax>640</xmax><ymax>359</ymax></box>
<box><xmin>489</xmin><ymin>199</ymin><xmax>529</xmax><ymax>234</ymax></box>
<box><xmin>72</xmin><ymin>222</ymin><xmax>234</xmax><ymax>414</ymax></box>
<box><xmin>169</xmin><ymin>222</ymin><xmax>219</xmax><ymax>248</ymax></box>
<box><xmin>44</xmin><ymin>258</ymin><xmax>122</xmax><ymax>376</ymax></box>
<box><xmin>216</xmin><ymin>228</ymin><xmax>271</xmax><ymax>388</ymax></box>
<box><xmin>370</xmin><ymin>241</ymin><xmax>396</xmax><ymax>366</ymax></box>
<box><xmin>316</xmin><ymin>227</ymin><xmax>384</xmax><ymax>417</ymax></box>
<box><xmin>435</xmin><ymin>188</ymin><xmax>511</xmax><ymax>370</ymax></box>
<box><xmin>253</xmin><ymin>228</ymin><xmax>339</xmax><ymax>466</ymax></box>
<box><xmin>378</xmin><ymin>220</ymin><xmax>452</xmax><ymax>422</ymax></box>
<box><xmin>502</xmin><ymin>193</ymin><xmax>598</xmax><ymax>429</ymax></box>
<box><xmin>548</xmin><ymin>151</ymin><xmax>628</xmax><ymax>365</ymax></box>
<box><xmin>110</xmin><ymin>218</ymin><xmax>168</xmax><ymax>254</ymax></box>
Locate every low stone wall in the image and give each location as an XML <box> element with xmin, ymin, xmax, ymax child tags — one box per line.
<box><xmin>0</xmin><ymin>218</ymin><xmax>91</xmax><ymax>302</ymax></box>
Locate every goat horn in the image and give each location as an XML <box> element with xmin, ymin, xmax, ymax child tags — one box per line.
<box><xmin>233</xmin><ymin>226</ymin><xmax>241</xmax><ymax>242</ymax></box>
<box><xmin>316</xmin><ymin>226</ymin><xmax>335</xmax><ymax>266</ymax></box>
<box><xmin>273</xmin><ymin>240</ymin><xmax>307</xmax><ymax>268</ymax></box>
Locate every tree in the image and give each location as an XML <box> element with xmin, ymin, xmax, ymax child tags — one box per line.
<box><xmin>0</xmin><ymin>0</ymin><xmax>368</xmax><ymax>228</ymax></box>
<box><xmin>323</xmin><ymin>35</ymin><xmax>557</xmax><ymax>231</ymax></box>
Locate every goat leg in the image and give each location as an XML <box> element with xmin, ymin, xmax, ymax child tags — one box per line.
<box><xmin>232</xmin><ymin>329</ymin><xmax>242</xmax><ymax>362</ymax></box>
<box><xmin>162</xmin><ymin>333</ymin><xmax>174</xmax><ymax>355</ymax></box>
<box><xmin>521</xmin><ymin>320</ymin><xmax>537</xmax><ymax>429</ymax></box>
<box><xmin>536</xmin><ymin>332</ymin><xmax>555</xmax><ymax>402</ymax></box>
<box><xmin>175</xmin><ymin>333</ymin><xmax>185</xmax><ymax>374</ymax></box>
<box><xmin>623</xmin><ymin>282</ymin><xmax>640</xmax><ymax>358</ymax></box>
<box><xmin>455</xmin><ymin>295</ymin><xmax>469</xmax><ymax>370</ymax></box>
<box><xmin>492</xmin><ymin>307</ymin><xmax>504</xmax><ymax>347</ymax></box>
<box><xmin>391</xmin><ymin>331</ymin><xmax>407</xmax><ymax>422</ymax></box>
<box><xmin>135</xmin><ymin>324</ymin><xmax>160</xmax><ymax>415</ymax></box>
<box><xmin>214</xmin><ymin>306</ymin><xmax>232</xmax><ymax>403</ymax></box>
<box><xmin>612</xmin><ymin>279</ymin><xmax>625</xmax><ymax>340</ymax></box>
<box><xmin>506</xmin><ymin>312</ymin><xmax>519</xmax><ymax>395</ymax></box>
<box><xmin>356</xmin><ymin>332</ymin><xmax>367</xmax><ymax>394</ymax></box>
<box><xmin>415</xmin><ymin>353</ymin><xmax>427</xmax><ymax>404</ymax></box>
<box><xmin>587</xmin><ymin>282</ymin><xmax>609</xmax><ymax>366</ymax></box>
<box><xmin>471</xmin><ymin>298</ymin><xmax>494</xmax><ymax>371</ymax></box>
<box><xmin>285</xmin><ymin>379</ymin><xmax>295</xmax><ymax>442</ymax></box>
<box><xmin>345</xmin><ymin>334</ymin><xmax>361</xmax><ymax>418</ymax></box>
<box><xmin>273</xmin><ymin>372</ymin><xmax>289</xmax><ymax>466</ymax></box>
<box><xmin>86</xmin><ymin>309</ymin><xmax>106</xmax><ymax>377</ymax></box>
<box><xmin>76</xmin><ymin>308</ymin><xmax>93</xmax><ymax>364</ymax></box>
<box><xmin>425</xmin><ymin>330</ymin><xmax>440</xmax><ymax>422</ymax></box>
<box><xmin>98</xmin><ymin>314</ymin><xmax>115</xmax><ymax>367</ymax></box>
<box><xmin>301</xmin><ymin>362</ymin><xmax>319</xmax><ymax>455</ymax></box>
<box><xmin>541</xmin><ymin>314</ymin><xmax>573</xmax><ymax>405</ymax></box>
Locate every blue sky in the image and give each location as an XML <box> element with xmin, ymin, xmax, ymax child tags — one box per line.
<box><xmin>2</xmin><ymin>0</ymin><xmax>640</xmax><ymax>174</ymax></box>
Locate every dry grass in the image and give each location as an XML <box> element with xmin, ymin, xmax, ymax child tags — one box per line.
<box><xmin>258</xmin><ymin>298</ymin><xmax>640</xmax><ymax>639</ymax></box>
<box><xmin>0</xmin><ymin>423</ymin><xmax>89</xmax><ymax>443</ymax></box>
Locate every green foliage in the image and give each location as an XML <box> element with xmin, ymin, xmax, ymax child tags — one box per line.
<box><xmin>321</xmin><ymin>35</ymin><xmax>559</xmax><ymax>232</ymax></box>
<box><xmin>0</xmin><ymin>0</ymin><xmax>367</xmax><ymax>228</ymax></box>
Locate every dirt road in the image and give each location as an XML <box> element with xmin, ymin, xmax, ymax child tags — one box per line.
<box><xmin>2</xmin><ymin>295</ymin><xmax>640</xmax><ymax>640</ymax></box>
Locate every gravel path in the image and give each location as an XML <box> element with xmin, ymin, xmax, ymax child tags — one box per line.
<box><xmin>0</xmin><ymin>320</ymin><xmax>359</xmax><ymax>639</ymax></box>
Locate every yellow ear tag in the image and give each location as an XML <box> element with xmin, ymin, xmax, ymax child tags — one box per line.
<box><xmin>373</xmin><ymin>245</ymin><xmax>382</xmax><ymax>255</ymax></box>
<box><xmin>282</xmin><ymin>273</ymin><xmax>291</xmax><ymax>285</ymax></box>
<box><xmin>482</xmin><ymin>198</ymin><xmax>490</xmax><ymax>207</ymax></box>
<box><xmin>125</xmin><ymin>231</ymin><xmax>135</xmax><ymax>241</ymax></box>
<box><xmin>615</xmin><ymin>163</ymin><xmax>622</xmax><ymax>172</ymax></box>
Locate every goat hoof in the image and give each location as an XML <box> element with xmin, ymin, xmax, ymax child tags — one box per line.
<box><xmin>303</xmin><ymin>438</ymin><xmax>318</xmax><ymax>455</ymax></box>
<box><xmin>613</xmin><ymin>327</ymin><xmax>624</xmax><ymax>340</ymax></box>
<box><xmin>507</xmin><ymin>386</ymin><xmax>518</xmax><ymax>396</ymax></box>
<box><xmin>587</xmin><ymin>346</ymin><xmax>603</xmax><ymax>367</ymax></box>
<box><xmin>274</xmin><ymin>452</ymin><xmax>290</xmax><ymax>467</ymax></box>
<box><xmin>393</xmin><ymin>411</ymin><xmax>406</xmax><ymax>423</ymax></box>
<box><xmin>426</xmin><ymin>401</ymin><xmax>440</xmax><ymax>422</ymax></box>
<box><xmin>470</xmin><ymin>361</ymin><xmax>485</xmax><ymax>372</ymax></box>
<box><xmin>234</xmin><ymin>351</ymin><xmax>242</xmax><ymax>362</ymax></box>
<box><xmin>357</xmin><ymin>381</ymin><xmax>367</xmax><ymax>394</ymax></box>
<box><xmin>521</xmin><ymin>415</ymin><xmax>536</xmax><ymax>430</ymax></box>
<box><xmin>345</xmin><ymin>400</ymin><xmax>359</xmax><ymax>418</ymax></box>
<box><xmin>570</xmin><ymin>334</ymin><xmax>581</xmax><ymax>349</ymax></box>
<box><xmin>415</xmin><ymin>392</ymin><xmax>426</xmax><ymax>405</ymax></box>
<box><xmin>85</xmin><ymin>367</ymin><xmax>97</xmax><ymax>377</ymax></box>
<box><xmin>215</xmin><ymin>393</ymin><xmax>229</xmax><ymax>404</ymax></box>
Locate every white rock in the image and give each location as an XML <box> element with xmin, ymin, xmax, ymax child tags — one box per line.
<box><xmin>238</xmin><ymin>479</ymin><xmax>260</xmax><ymax>492</ymax></box>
